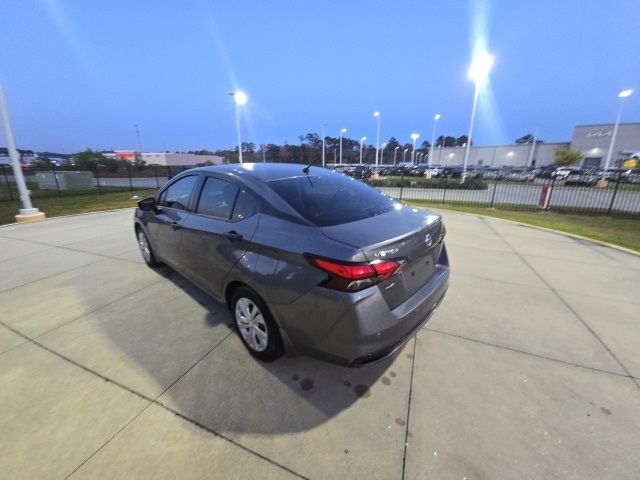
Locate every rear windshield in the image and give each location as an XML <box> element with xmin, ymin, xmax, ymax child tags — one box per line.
<box><xmin>267</xmin><ymin>173</ymin><xmax>394</xmax><ymax>227</ymax></box>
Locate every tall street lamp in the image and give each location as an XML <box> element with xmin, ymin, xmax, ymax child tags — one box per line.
<box><xmin>339</xmin><ymin>128</ymin><xmax>347</xmax><ymax>164</ymax></box>
<box><xmin>604</xmin><ymin>89</ymin><xmax>633</xmax><ymax>171</ymax></box>
<box><xmin>359</xmin><ymin>136</ymin><xmax>367</xmax><ymax>164</ymax></box>
<box><xmin>394</xmin><ymin>146</ymin><xmax>399</xmax><ymax>165</ymax></box>
<box><xmin>373</xmin><ymin>111</ymin><xmax>381</xmax><ymax>165</ymax></box>
<box><xmin>380</xmin><ymin>142</ymin><xmax>387</xmax><ymax>164</ymax></box>
<box><xmin>0</xmin><ymin>83</ymin><xmax>45</xmax><ymax>222</ymax></box>
<box><xmin>429</xmin><ymin>113</ymin><xmax>440</xmax><ymax>167</ymax></box>
<box><xmin>462</xmin><ymin>52</ymin><xmax>494</xmax><ymax>182</ymax></box>
<box><xmin>403</xmin><ymin>148</ymin><xmax>409</xmax><ymax>163</ymax></box>
<box><xmin>410</xmin><ymin>133</ymin><xmax>420</xmax><ymax>164</ymax></box>
<box><xmin>230</xmin><ymin>90</ymin><xmax>247</xmax><ymax>163</ymax></box>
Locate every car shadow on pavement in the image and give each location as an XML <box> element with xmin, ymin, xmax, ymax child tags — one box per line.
<box><xmin>104</xmin><ymin>265</ymin><xmax>393</xmax><ymax>435</ymax></box>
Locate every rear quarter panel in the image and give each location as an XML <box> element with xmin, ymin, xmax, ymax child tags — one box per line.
<box><xmin>225</xmin><ymin>213</ymin><xmax>365</xmax><ymax>306</ymax></box>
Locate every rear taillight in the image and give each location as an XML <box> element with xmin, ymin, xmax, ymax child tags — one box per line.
<box><xmin>309</xmin><ymin>256</ymin><xmax>404</xmax><ymax>292</ymax></box>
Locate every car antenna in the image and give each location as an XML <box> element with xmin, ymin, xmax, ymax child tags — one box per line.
<box><xmin>302</xmin><ymin>159</ymin><xmax>317</xmax><ymax>174</ymax></box>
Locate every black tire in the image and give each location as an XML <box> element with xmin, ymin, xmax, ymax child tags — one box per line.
<box><xmin>136</xmin><ymin>227</ymin><xmax>160</xmax><ymax>267</ymax></box>
<box><xmin>231</xmin><ymin>286</ymin><xmax>283</xmax><ymax>362</ymax></box>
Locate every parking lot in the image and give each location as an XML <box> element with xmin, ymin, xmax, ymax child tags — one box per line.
<box><xmin>1</xmin><ymin>208</ymin><xmax>639</xmax><ymax>479</ymax></box>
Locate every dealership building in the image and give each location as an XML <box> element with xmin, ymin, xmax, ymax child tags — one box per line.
<box><xmin>140</xmin><ymin>152</ymin><xmax>223</xmax><ymax>166</ymax></box>
<box><xmin>102</xmin><ymin>150</ymin><xmax>223</xmax><ymax>166</ymax></box>
<box><xmin>432</xmin><ymin>123</ymin><xmax>640</xmax><ymax>168</ymax></box>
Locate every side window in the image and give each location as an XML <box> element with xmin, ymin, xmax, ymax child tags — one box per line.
<box><xmin>158</xmin><ymin>175</ymin><xmax>197</xmax><ymax>211</ymax></box>
<box><xmin>232</xmin><ymin>190</ymin><xmax>258</xmax><ymax>221</ymax></box>
<box><xmin>196</xmin><ymin>177</ymin><xmax>239</xmax><ymax>219</ymax></box>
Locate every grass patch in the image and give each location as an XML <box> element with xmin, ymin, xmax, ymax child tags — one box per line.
<box><xmin>0</xmin><ymin>189</ymin><xmax>155</xmax><ymax>225</ymax></box>
<box><xmin>408</xmin><ymin>200</ymin><xmax>640</xmax><ymax>252</ymax></box>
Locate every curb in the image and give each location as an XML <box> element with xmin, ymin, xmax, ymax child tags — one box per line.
<box><xmin>0</xmin><ymin>207</ymin><xmax>135</xmax><ymax>229</ymax></box>
<box><xmin>415</xmin><ymin>205</ymin><xmax>640</xmax><ymax>257</ymax></box>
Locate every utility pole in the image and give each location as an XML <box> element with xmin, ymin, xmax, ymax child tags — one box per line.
<box><xmin>135</xmin><ymin>124</ymin><xmax>143</xmax><ymax>153</ymax></box>
<box><xmin>0</xmin><ymin>84</ymin><xmax>45</xmax><ymax>222</ymax></box>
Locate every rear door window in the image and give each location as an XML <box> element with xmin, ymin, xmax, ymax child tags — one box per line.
<box><xmin>231</xmin><ymin>190</ymin><xmax>258</xmax><ymax>221</ymax></box>
<box><xmin>268</xmin><ymin>173</ymin><xmax>394</xmax><ymax>226</ymax></box>
<box><xmin>196</xmin><ymin>176</ymin><xmax>239</xmax><ymax>219</ymax></box>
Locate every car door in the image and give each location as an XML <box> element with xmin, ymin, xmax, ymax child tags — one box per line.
<box><xmin>179</xmin><ymin>175</ymin><xmax>260</xmax><ymax>299</ymax></box>
<box><xmin>150</xmin><ymin>174</ymin><xmax>199</xmax><ymax>266</ymax></box>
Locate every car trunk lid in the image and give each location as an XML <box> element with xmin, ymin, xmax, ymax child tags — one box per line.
<box><xmin>321</xmin><ymin>207</ymin><xmax>445</xmax><ymax>309</ymax></box>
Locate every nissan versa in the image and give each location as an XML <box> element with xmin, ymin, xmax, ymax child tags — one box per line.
<box><xmin>134</xmin><ymin>163</ymin><xmax>449</xmax><ymax>366</ymax></box>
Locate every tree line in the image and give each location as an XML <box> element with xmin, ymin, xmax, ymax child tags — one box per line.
<box><xmin>17</xmin><ymin>131</ymin><xmax>546</xmax><ymax>169</ymax></box>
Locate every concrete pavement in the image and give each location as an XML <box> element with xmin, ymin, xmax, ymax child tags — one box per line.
<box><xmin>0</xmin><ymin>209</ymin><xmax>639</xmax><ymax>479</ymax></box>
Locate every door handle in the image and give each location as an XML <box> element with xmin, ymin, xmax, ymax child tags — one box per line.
<box><xmin>223</xmin><ymin>230</ymin><xmax>243</xmax><ymax>242</ymax></box>
<box><xmin>170</xmin><ymin>222</ymin><xmax>181</xmax><ymax>230</ymax></box>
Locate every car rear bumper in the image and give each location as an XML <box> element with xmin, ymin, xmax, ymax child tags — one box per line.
<box><xmin>271</xmin><ymin>246</ymin><xmax>450</xmax><ymax>366</ymax></box>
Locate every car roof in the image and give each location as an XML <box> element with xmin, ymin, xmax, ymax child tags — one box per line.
<box><xmin>190</xmin><ymin>162</ymin><xmax>333</xmax><ymax>182</ymax></box>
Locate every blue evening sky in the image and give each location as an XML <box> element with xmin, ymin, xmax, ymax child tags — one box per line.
<box><xmin>1</xmin><ymin>0</ymin><xmax>638</xmax><ymax>153</ymax></box>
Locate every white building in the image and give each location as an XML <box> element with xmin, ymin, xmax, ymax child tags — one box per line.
<box><xmin>430</xmin><ymin>142</ymin><xmax>569</xmax><ymax>167</ymax></box>
<box><xmin>427</xmin><ymin>123</ymin><xmax>640</xmax><ymax>168</ymax></box>
<box><xmin>570</xmin><ymin>123</ymin><xmax>640</xmax><ymax>168</ymax></box>
<box><xmin>141</xmin><ymin>152</ymin><xmax>224</xmax><ymax>167</ymax></box>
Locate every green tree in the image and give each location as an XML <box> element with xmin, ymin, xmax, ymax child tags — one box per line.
<box><xmin>455</xmin><ymin>135</ymin><xmax>470</xmax><ymax>147</ymax></box>
<box><xmin>386</xmin><ymin>137</ymin><xmax>401</xmax><ymax>151</ymax></box>
<box><xmin>73</xmin><ymin>149</ymin><xmax>119</xmax><ymax>172</ymax></box>
<box><xmin>554</xmin><ymin>148</ymin><xmax>582</xmax><ymax>166</ymax></box>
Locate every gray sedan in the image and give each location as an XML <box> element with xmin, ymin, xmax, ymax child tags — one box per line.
<box><xmin>134</xmin><ymin>163</ymin><xmax>449</xmax><ymax>366</ymax></box>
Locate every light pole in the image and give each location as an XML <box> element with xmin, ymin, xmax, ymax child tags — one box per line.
<box><xmin>135</xmin><ymin>124</ymin><xmax>143</xmax><ymax>153</ymax></box>
<box><xmin>373</xmin><ymin>111</ymin><xmax>381</xmax><ymax>165</ymax></box>
<box><xmin>526</xmin><ymin>124</ymin><xmax>539</xmax><ymax>166</ymax></box>
<box><xmin>230</xmin><ymin>90</ymin><xmax>247</xmax><ymax>163</ymax></box>
<box><xmin>359</xmin><ymin>136</ymin><xmax>367</xmax><ymax>164</ymax></box>
<box><xmin>321</xmin><ymin>123</ymin><xmax>326</xmax><ymax>168</ymax></box>
<box><xmin>604</xmin><ymin>89</ymin><xmax>633</xmax><ymax>171</ymax></box>
<box><xmin>410</xmin><ymin>133</ymin><xmax>420</xmax><ymax>164</ymax></box>
<box><xmin>339</xmin><ymin>128</ymin><xmax>347</xmax><ymax>164</ymax></box>
<box><xmin>380</xmin><ymin>142</ymin><xmax>387</xmax><ymax>164</ymax></box>
<box><xmin>394</xmin><ymin>146</ymin><xmax>399</xmax><ymax>165</ymax></box>
<box><xmin>403</xmin><ymin>148</ymin><xmax>408</xmax><ymax>163</ymax></box>
<box><xmin>462</xmin><ymin>52</ymin><xmax>494</xmax><ymax>182</ymax></box>
<box><xmin>0</xmin><ymin>83</ymin><xmax>45</xmax><ymax>222</ymax></box>
<box><xmin>429</xmin><ymin>113</ymin><xmax>440</xmax><ymax>167</ymax></box>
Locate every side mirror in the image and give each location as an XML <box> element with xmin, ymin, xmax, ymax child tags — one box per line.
<box><xmin>138</xmin><ymin>197</ymin><xmax>157</xmax><ymax>212</ymax></box>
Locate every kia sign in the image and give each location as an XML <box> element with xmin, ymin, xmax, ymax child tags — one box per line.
<box><xmin>586</xmin><ymin>130</ymin><xmax>612</xmax><ymax>138</ymax></box>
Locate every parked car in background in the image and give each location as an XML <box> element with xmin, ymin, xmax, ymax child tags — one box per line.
<box><xmin>133</xmin><ymin>163</ymin><xmax>449</xmax><ymax>366</ymax></box>
<box><xmin>551</xmin><ymin>166</ymin><xmax>581</xmax><ymax>180</ymax></box>
<box><xmin>479</xmin><ymin>166</ymin><xmax>504</xmax><ymax>180</ymax></box>
<box><xmin>563</xmin><ymin>168</ymin><xmax>600</xmax><ymax>186</ymax></box>
<box><xmin>620</xmin><ymin>169</ymin><xmax>640</xmax><ymax>184</ymax></box>
<box><xmin>424</xmin><ymin>165</ymin><xmax>444</xmax><ymax>177</ymax></box>
<box><xmin>535</xmin><ymin>165</ymin><xmax>558</xmax><ymax>179</ymax></box>
<box><xmin>331</xmin><ymin>164</ymin><xmax>372</xmax><ymax>179</ymax></box>
<box><xmin>503</xmin><ymin>166</ymin><xmax>536</xmax><ymax>182</ymax></box>
<box><xmin>388</xmin><ymin>165</ymin><xmax>409</xmax><ymax>176</ymax></box>
<box><xmin>439</xmin><ymin>166</ymin><xmax>463</xmax><ymax>179</ymax></box>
